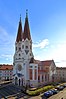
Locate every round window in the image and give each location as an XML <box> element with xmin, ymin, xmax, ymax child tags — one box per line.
<box><xmin>18</xmin><ymin>65</ymin><xmax>22</xmax><ymax>71</ymax></box>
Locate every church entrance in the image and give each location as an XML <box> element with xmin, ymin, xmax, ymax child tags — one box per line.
<box><xmin>22</xmin><ymin>78</ymin><xmax>23</xmax><ymax>86</ymax></box>
<box><xmin>19</xmin><ymin>79</ymin><xmax>20</xmax><ymax>86</ymax></box>
<box><xmin>15</xmin><ymin>77</ymin><xmax>18</xmax><ymax>85</ymax></box>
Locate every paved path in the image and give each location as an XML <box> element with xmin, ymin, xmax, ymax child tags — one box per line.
<box><xmin>49</xmin><ymin>88</ymin><xmax>66</xmax><ymax>99</ymax></box>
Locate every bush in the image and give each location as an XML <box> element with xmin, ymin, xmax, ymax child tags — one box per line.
<box><xmin>27</xmin><ymin>85</ymin><xmax>54</xmax><ymax>96</ymax></box>
<box><xmin>43</xmin><ymin>85</ymin><xmax>53</xmax><ymax>91</ymax></box>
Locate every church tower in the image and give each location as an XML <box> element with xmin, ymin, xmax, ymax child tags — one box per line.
<box><xmin>13</xmin><ymin>11</ymin><xmax>34</xmax><ymax>86</ymax></box>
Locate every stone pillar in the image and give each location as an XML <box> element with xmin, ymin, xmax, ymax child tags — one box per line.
<box><xmin>40</xmin><ymin>74</ymin><xmax>42</xmax><ymax>82</ymax></box>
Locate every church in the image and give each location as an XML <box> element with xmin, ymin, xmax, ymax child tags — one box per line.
<box><xmin>13</xmin><ymin>11</ymin><xmax>56</xmax><ymax>87</ymax></box>
<box><xmin>13</xmin><ymin>11</ymin><xmax>38</xmax><ymax>87</ymax></box>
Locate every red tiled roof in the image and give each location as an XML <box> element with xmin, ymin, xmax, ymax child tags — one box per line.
<box><xmin>34</xmin><ymin>60</ymin><xmax>54</xmax><ymax>66</ymax></box>
<box><xmin>41</xmin><ymin>60</ymin><xmax>53</xmax><ymax>66</ymax></box>
<box><xmin>0</xmin><ymin>65</ymin><xmax>13</xmax><ymax>70</ymax></box>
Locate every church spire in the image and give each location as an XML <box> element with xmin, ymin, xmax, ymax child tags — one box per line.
<box><xmin>23</xmin><ymin>10</ymin><xmax>31</xmax><ymax>40</ymax></box>
<box><xmin>26</xmin><ymin>9</ymin><xmax>28</xmax><ymax>18</ymax></box>
<box><xmin>16</xmin><ymin>15</ymin><xmax>22</xmax><ymax>42</ymax></box>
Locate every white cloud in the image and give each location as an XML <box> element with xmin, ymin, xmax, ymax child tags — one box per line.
<box><xmin>33</xmin><ymin>42</ymin><xmax>66</xmax><ymax>67</ymax></box>
<box><xmin>0</xmin><ymin>26</ymin><xmax>15</xmax><ymax>64</ymax></box>
<box><xmin>56</xmin><ymin>61</ymin><xmax>66</xmax><ymax>67</ymax></box>
<box><xmin>50</xmin><ymin>44</ymin><xmax>66</xmax><ymax>67</ymax></box>
<box><xmin>33</xmin><ymin>39</ymin><xmax>49</xmax><ymax>49</ymax></box>
<box><xmin>51</xmin><ymin>44</ymin><xmax>66</xmax><ymax>61</ymax></box>
<box><xmin>0</xmin><ymin>54</ymin><xmax>13</xmax><ymax>63</ymax></box>
<box><xmin>0</xmin><ymin>54</ymin><xmax>13</xmax><ymax>60</ymax></box>
<box><xmin>0</xmin><ymin>27</ymin><xmax>8</xmax><ymax>36</ymax></box>
<box><xmin>0</xmin><ymin>26</ymin><xmax>15</xmax><ymax>49</ymax></box>
<box><xmin>1</xmin><ymin>54</ymin><xmax>12</xmax><ymax>58</ymax></box>
<box><xmin>0</xmin><ymin>27</ymin><xmax>8</xmax><ymax>43</ymax></box>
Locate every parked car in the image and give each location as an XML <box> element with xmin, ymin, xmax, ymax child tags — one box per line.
<box><xmin>4</xmin><ymin>97</ymin><xmax>7</xmax><ymax>99</ymax></box>
<box><xmin>50</xmin><ymin>89</ymin><xmax>58</xmax><ymax>94</ymax></box>
<box><xmin>44</xmin><ymin>91</ymin><xmax>51</xmax><ymax>97</ymax></box>
<box><xmin>48</xmin><ymin>90</ymin><xmax>53</xmax><ymax>95</ymax></box>
<box><xmin>44</xmin><ymin>90</ymin><xmax>53</xmax><ymax>97</ymax></box>
<box><xmin>56</xmin><ymin>86</ymin><xmax>64</xmax><ymax>91</ymax></box>
<box><xmin>63</xmin><ymin>84</ymin><xmax>66</xmax><ymax>88</ymax></box>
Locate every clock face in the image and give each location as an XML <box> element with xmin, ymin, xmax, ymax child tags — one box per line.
<box><xmin>17</xmin><ymin>65</ymin><xmax>22</xmax><ymax>71</ymax></box>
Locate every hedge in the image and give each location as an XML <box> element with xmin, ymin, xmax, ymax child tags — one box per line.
<box><xmin>27</xmin><ymin>85</ymin><xmax>54</xmax><ymax>96</ymax></box>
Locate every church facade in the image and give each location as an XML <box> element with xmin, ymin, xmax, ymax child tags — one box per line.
<box><xmin>13</xmin><ymin>11</ymin><xmax>56</xmax><ymax>87</ymax></box>
<box><xmin>13</xmin><ymin>12</ymin><xmax>38</xmax><ymax>87</ymax></box>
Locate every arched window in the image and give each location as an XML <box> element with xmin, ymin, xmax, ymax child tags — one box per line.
<box><xmin>45</xmin><ymin>74</ymin><xmax>47</xmax><ymax>81</ymax></box>
<box><xmin>38</xmin><ymin>76</ymin><xmax>40</xmax><ymax>82</ymax></box>
<box><xmin>26</xmin><ymin>46</ymin><xmax>28</xmax><ymax>49</ymax></box>
<box><xmin>42</xmin><ymin>75</ymin><xmax>43</xmax><ymax>82</ymax></box>
<box><xmin>19</xmin><ymin>53</ymin><xmax>21</xmax><ymax>56</ymax></box>
<box><xmin>22</xmin><ymin>45</ymin><xmax>24</xmax><ymax>49</ymax></box>
<box><xmin>19</xmin><ymin>79</ymin><xmax>21</xmax><ymax>86</ymax></box>
<box><xmin>16</xmin><ymin>47</ymin><xmax>17</xmax><ymax>51</ymax></box>
<box><xmin>19</xmin><ymin>47</ymin><xmax>21</xmax><ymax>51</ymax></box>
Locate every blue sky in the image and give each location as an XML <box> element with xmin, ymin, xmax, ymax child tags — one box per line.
<box><xmin>0</xmin><ymin>0</ymin><xmax>66</xmax><ymax>67</ymax></box>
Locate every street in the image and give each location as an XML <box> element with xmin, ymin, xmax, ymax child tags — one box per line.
<box><xmin>48</xmin><ymin>88</ymin><xmax>66</xmax><ymax>99</ymax></box>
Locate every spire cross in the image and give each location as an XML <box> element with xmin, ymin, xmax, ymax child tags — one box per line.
<box><xmin>26</xmin><ymin>9</ymin><xmax>28</xmax><ymax>18</ymax></box>
<box><xmin>20</xmin><ymin>14</ymin><xmax>21</xmax><ymax>22</ymax></box>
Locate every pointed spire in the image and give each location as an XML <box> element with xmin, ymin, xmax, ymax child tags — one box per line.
<box><xmin>23</xmin><ymin>10</ymin><xmax>31</xmax><ymax>40</ymax></box>
<box><xmin>16</xmin><ymin>15</ymin><xmax>22</xmax><ymax>42</ymax></box>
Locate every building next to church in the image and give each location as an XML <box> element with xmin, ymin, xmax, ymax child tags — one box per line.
<box><xmin>37</xmin><ymin>60</ymin><xmax>56</xmax><ymax>86</ymax></box>
<box><xmin>0</xmin><ymin>64</ymin><xmax>13</xmax><ymax>81</ymax></box>
<box><xmin>56</xmin><ymin>67</ymin><xmax>66</xmax><ymax>82</ymax></box>
<box><xmin>13</xmin><ymin>11</ymin><xmax>56</xmax><ymax>87</ymax></box>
